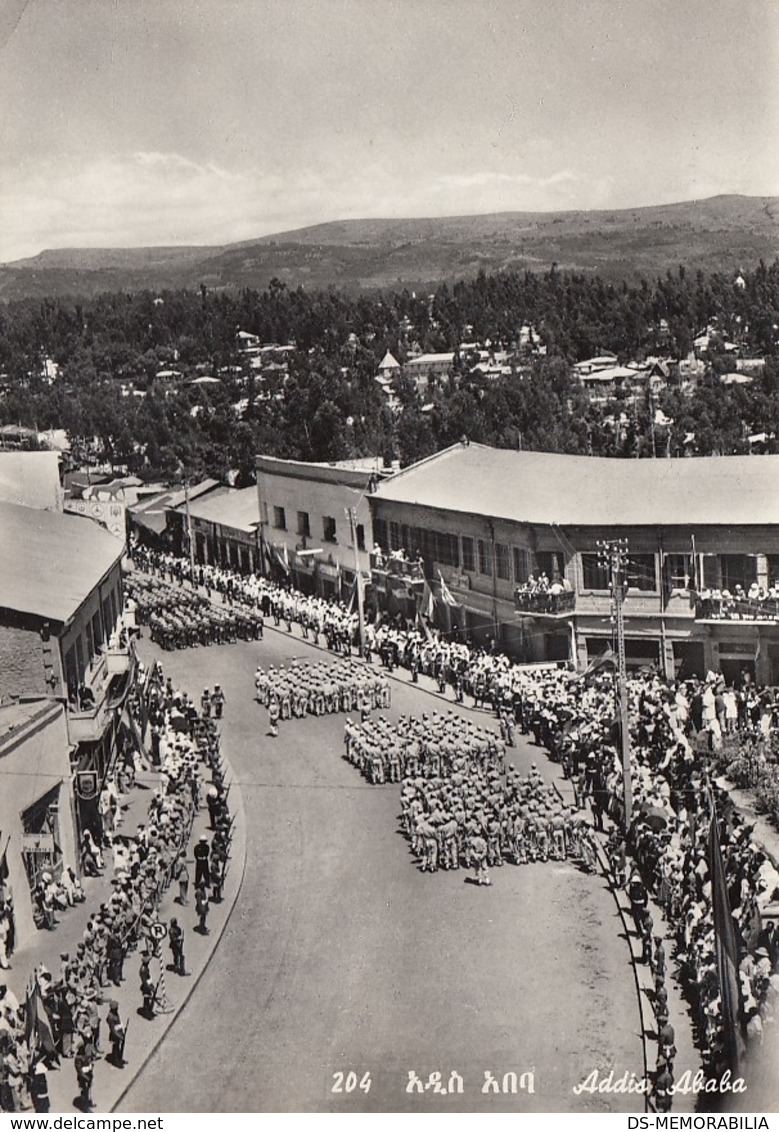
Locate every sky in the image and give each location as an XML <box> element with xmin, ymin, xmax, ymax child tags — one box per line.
<box><xmin>0</xmin><ymin>0</ymin><xmax>778</xmax><ymax>261</ymax></box>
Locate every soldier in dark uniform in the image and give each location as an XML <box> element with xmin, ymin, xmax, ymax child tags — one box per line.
<box><xmin>212</xmin><ymin>685</ymin><xmax>225</xmax><ymax>718</ymax></box>
<box><xmin>30</xmin><ymin>1058</ymin><xmax>50</xmax><ymax>1112</ymax></box>
<box><xmin>195</xmin><ymin>884</ymin><xmax>210</xmax><ymax>935</ymax></box>
<box><xmin>169</xmin><ymin>918</ymin><xmax>187</xmax><ymax>976</ymax></box>
<box><xmin>106</xmin><ymin>1001</ymin><xmax>126</xmax><ymax>1067</ymax></box>
<box><xmin>74</xmin><ymin>1037</ymin><xmax>95</xmax><ymax>1109</ymax></box>
<box><xmin>194</xmin><ymin>835</ymin><xmax>211</xmax><ymax>889</ymax></box>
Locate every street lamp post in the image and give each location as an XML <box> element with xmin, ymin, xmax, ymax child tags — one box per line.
<box><xmin>597</xmin><ymin>537</ymin><xmax>633</xmax><ymax>829</ymax></box>
<box><xmin>184</xmin><ymin>480</ymin><xmax>196</xmax><ymax>585</ymax></box>
<box><xmin>346</xmin><ymin>506</ymin><xmax>366</xmax><ymax>657</ymax></box>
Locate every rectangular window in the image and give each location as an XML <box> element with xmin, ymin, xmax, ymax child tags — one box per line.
<box><xmin>702</xmin><ymin>554</ymin><xmax>719</xmax><ymax>589</ymax></box>
<box><xmin>373</xmin><ymin>518</ymin><xmax>388</xmax><ymax>553</ymax></box>
<box><xmin>422</xmin><ymin>529</ymin><xmax>459</xmax><ymax>568</ymax></box>
<box><xmin>627</xmin><ymin>553</ymin><xmax>657</xmax><ymax>592</ymax></box>
<box><xmin>477</xmin><ymin>539</ymin><xmax>492</xmax><ymax>576</ymax></box>
<box><xmin>767</xmin><ymin>555</ymin><xmax>779</xmax><ymax>588</ymax></box>
<box><xmin>388</xmin><ymin>521</ymin><xmax>401</xmax><ymax>551</ymax></box>
<box><xmin>297</xmin><ymin>510</ymin><xmax>310</xmax><ymax>538</ymax></box>
<box><xmin>461</xmin><ymin>536</ymin><xmax>475</xmax><ymax>573</ymax></box>
<box><xmin>92</xmin><ymin>610</ymin><xmax>103</xmax><ymax>652</ymax></box>
<box><xmin>65</xmin><ymin>646</ymin><xmax>78</xmax><ymax>702</ymax></box>
<box><xmin>720</xmin><ymin>554</ymin><xmax>757</xmax><ymax>593</ymax></box>
<box><xmin>495</xmin><ymin>542</ymin><xmax>510</xmax><ymax>581</ymax></box>
<box><xmin>323</xmin><ymin>516</ymin><xmax>337</xmax><ymax>543</ymax></box>
<box><xmin>85</xmin><ymin>618</ymin><xmax>95</xmax><ymax>664</ymax></box>
<box><xmin>356</xmin><ymin>524</ymin><xmax>366</xmax><ymax>552</ymax></box>
<box><xmin>581</xmin><ymin>553</ymin><xmax>610</xmax><ymax>590</ymax></box>
<box><xmin>273</xmin><ymin>506</ymin><xmax>286</xmax><ymax>531</ymax></box>
<box><xmin>513</xmin><ymin>547</ymin><xmax>530</xmax><ymax>585</ymax></box>
<box><xmin>664</xmin><ymin>553</ymin><xmax>693</xmax><ymax>592</ymax></box>
<box><xmin>75</xmin><ymin>635</ymin><xmax>84</xmax><ymax>682</ymax></box>
<box><xmin>536</xmin><ymin>551</ymin><xmax>562</xmax><ymax>582</ymax></box>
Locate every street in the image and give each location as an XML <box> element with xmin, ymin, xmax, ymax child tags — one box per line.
<box><xmin>121</xmin><ymin>628</ymin><xmax>645</xmax><ymax>1112</ymax></box>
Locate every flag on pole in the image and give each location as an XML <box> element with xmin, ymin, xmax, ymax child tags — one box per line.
<box><xmin>25</xmin><ymin>977</ymin><xmax>58</xmax><ymax>1061</ymax></box>
<box><xmin>0</xmin><ymin>835</ymin><xmax>9</xmax><ymax>883</ymax></box>
<box><xmin>708</xmin><ymin>806</ymin><xmax>746</xmax><ymax>1071</ymax></box>
<box><xmin>437</xmin><ymin>570</ymin><xmax>459</xmax><ymax>607</ymax></box>
<box><xmin>271</xmin><ymin>544</ymin><xmax>290</xmax><ymax>575</ymax></box>
<box><xmin>422</xmin><ymin>578</ymin><xmax>435</xmax><ymax>621</ymax></box>
<box><xmin>415</xmin><ymin>608</ymin><xmax>433</xmax><ymax>645</ymax></box>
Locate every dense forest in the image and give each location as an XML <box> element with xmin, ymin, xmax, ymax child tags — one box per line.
<box><xmin>1</xmin><ymin>259</ymin><xmax>778</xmax><ymax>483</ymax></box>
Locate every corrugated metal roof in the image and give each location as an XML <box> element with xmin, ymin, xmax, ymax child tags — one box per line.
<box><xmin>185</xmin><ymin>486</ymin><xmax>259</xmax><ymax>532</ymax></box>
<box><xmin>0</xmin><ymin>452</ymin><xmax>62</xmax><ymax>510</ymax></box>
<box><xmin>371</xmin><ymin>444</ymin><xmax>779</xmax><ymax>528</ymax></box>
<box><xmin>0</xmin><ymin>501</ymin><xmax>124</xmax><ymax>623</ymax></box>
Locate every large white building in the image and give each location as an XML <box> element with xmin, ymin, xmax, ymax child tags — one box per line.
<box><xmin>369</xmin><ymin>443</ymin><xmax>779</xmax><ymax>683</ymax></box>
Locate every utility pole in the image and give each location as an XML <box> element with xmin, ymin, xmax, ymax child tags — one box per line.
<box><xmin>184</xmin><ymin>480</ymin><xmax>196</xmax><ymax>585</ymax></box>
<box><xmin>597</xmin><ymin>537</ymin><xmax>632</xmax><ymax>829</ymax></box>
<box><xmin>346</xmin><ymin>506</ymin><xmax>366</xmax><ymax>657</ymax></box>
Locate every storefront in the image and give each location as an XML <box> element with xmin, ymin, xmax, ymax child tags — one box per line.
<box><xmin>21</xmin><ymin>785</ymin><xmax>65</xmax><ymax>891</ymax></box>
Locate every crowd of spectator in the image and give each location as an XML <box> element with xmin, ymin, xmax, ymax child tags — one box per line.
<box><xmin>0</xmin><ymin>662</ymin><xmax>231</xmax><ymax>1112</ymax></box>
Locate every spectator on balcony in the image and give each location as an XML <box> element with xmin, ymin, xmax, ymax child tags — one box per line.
<box><xmin>373</xmin><ymin>546</ymin><xmax>385</xmax><ymax>568</ymax></box>
<box><xmin>78</xmin><ymin>685</ymin><xmax>96</xmax><ymax>711</ymax></box>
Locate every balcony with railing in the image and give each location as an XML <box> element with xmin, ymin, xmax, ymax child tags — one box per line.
<box><xmin>514</xmin><ymin>587</ymin><xmax>576</xmax><ymax>617</ymax></box>
<box><xmin>67</xmin><ymin>645</ymin><xmax>134</xmax><ymax>744</ymax></box>
<box><xmin>694</xmin><ymin>592</ymin><xmax>779</xmax><ymax>624</ymax></box>
<box><xmin>370</xmin><ymin>550</ymin><xmax>426</xmax><ymax>594</ymax></box>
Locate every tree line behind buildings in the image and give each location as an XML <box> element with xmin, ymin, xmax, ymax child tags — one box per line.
<box><xmin>0</xmin><ymin>260</ymin><xmax>778</xmax><ymax>483</ymax></box>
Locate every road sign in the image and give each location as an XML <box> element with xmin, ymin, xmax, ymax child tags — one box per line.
<box><xmin>150</xmin><ymin>922</ymin><xmax>168</xmax><ymax>941</ymax></box>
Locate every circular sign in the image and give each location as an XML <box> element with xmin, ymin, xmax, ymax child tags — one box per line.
<box><xmin>150</xmin><ymin>922</ymin><xmax>168</xmax><ymax>941</ymax></box>
<box><xmin>76</xmin><ymin>770</ymin><xmax>99</xmax><ymax>800</ymax></box>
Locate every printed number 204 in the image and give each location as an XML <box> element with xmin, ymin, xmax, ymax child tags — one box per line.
<box><xmin>332</xmin><ymin>1071</ymin><xmax>372</xmax><ymax>1094</ymax></box>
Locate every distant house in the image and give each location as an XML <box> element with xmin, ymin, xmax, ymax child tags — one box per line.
<box><xmin>404</xmin><ymin>352</ymin><xmax>455</xmax><ymax>390</ymax></box>
<box><xmin>237</xmin><ymin>330</ymin><xmax>262</xmax><ymax>352</ymax></box>
<box><xmin>720</xmin><ymin>371</ymin><xmax>754</xmax><ymax>387</ymax></box>
<box><xmin>572</xmin><ymin>353</ymin><xmax>618</xmax><ymax>378</ymax></box>
<box><xmin>579</xmin><ymin>365</ymin><xmax>635</xmax><ymax>397</ymax></box>
<box><xmin>377</xmin><ymin>351</ymin><xmax>401</xmax><ymax>379</ymax></box>
<box><xmin>129</xmin><ymin>478</ymin><xmax>222</xmax><ymax>545</ymax></box>
<box><xmin>736</xmin><ymin>357</ymin><xmax>766</xmax><ymax>376</ymax></box>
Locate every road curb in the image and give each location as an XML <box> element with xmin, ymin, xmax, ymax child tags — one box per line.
<box><xmin>108</xmin><ymin>736</ymin><xmax>248</xmax><ymax>1113</ymax></box>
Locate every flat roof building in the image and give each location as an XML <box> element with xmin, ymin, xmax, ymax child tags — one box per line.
<box><xmin>0</xmin><ymin>501</ymin><xmax>134</xmax><ymax>859</ymax></box>
<box><xmin>255</xmin><ymin>455</ymin><xmax>386</xmax><ymax>597</ymax></box>
<box><xmin>369</xmin><ymin>443</ymin><xmax>779</xmax><ymax>683</ymax></box>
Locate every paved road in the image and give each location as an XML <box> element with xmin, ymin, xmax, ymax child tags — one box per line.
<box><xmin>121</xmin><ymin>630</ymin><xmax>645</xmax><ymax>1112</ymax></box>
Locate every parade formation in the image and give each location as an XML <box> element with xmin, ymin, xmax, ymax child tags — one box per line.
<box><xmin>126</xmin><ymin>548</ymin><xmax>779</xmax><ymax>1101</ymax></box>
<box><xmin>4</xmin><ymin>539</ymin><xmax>779</xmax><ymax>1114</ymax></box>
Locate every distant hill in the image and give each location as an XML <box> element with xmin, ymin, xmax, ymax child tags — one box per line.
<box><xmin>1</xmin><ymin>194</ymin><xmax>777</xmax><ymax>300</ymax></box>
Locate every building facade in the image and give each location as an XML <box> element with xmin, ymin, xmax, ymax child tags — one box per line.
<box><xmin>255</xmin><ymin>455</ymin><xmax>385</xmax><ymax>598</ymax></box>
<box><xmin>0</xmin><ymin>502</ymin><xmax>135</xmax><ymax>873</ymax></box>
<box><xmin>170</xmin><ymin>486</ymin><xmax>261</xmax><ymax>575</ymax></box>
<box><xmin>369</xmin><ymin>443</ymin><xmax>779</xmax><ymax>684</ymax></box>
<box><xmin>0</xmin><ymin>699</ymin><xmax>78</xmax><ymax>951</ymax></box>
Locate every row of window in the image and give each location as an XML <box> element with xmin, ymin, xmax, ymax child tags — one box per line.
<box><xmin>272</xmin><ymin>506</ymin><xmax>365</xmax><ymax>550</ymax></box>
<box><xmin>373</xmin><ymin>519</ymin><xmax>563</xmax><ymax>583</ymax></box>
<box><xmin>64</xmin><ymin>584</ymin><xmax>121</xmax><ymax>697</ymax></box>
<box><xmin>371</xmin><ymin>524</ymin><xmax>779</xmax><ymax>596</ymax></box>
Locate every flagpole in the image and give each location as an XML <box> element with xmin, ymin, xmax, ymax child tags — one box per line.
<box><xmin>346</xmin><ymin>507</ymin><xmax>366</xmax><ymax>657</ymax></box>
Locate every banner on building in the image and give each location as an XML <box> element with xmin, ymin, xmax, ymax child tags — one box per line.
<box><xmin>76</xmin><ymin>770</ymin><xmax>99</xmax><ymax>800</ymax></box>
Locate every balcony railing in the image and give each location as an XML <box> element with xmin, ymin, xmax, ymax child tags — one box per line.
<box><xmin>67</xmin><ymin>647</ymin><xmax>135</xmax><ymax>743</ymax></box>
<box><xmin>695</xmin><ymin>594</ymin><xmax>779</xmax><ymax>623</ymax></box>
<box><xmin>370</xmin><ymin>553</ymin><xmax>425</xmax><ymax>580</ymax></box>
<box><xmin>514</xmin><ymin>588</ymin><xmax>576</xmax><ymax>616</ymax></box>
